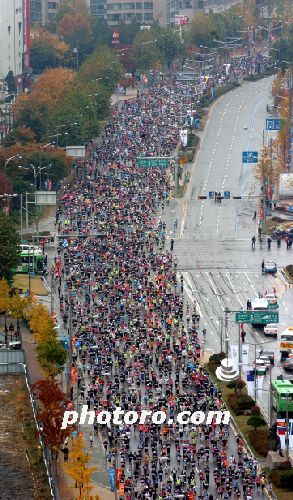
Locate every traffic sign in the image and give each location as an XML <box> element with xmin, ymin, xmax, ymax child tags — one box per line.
<box><xmin>137</xmin><ymin>157</ymin><xmax>170</xmax><ymax>168</ymax></box>
<box><xmin>209</xmin><ymin>191</ymin><xmax>214</xmax><ymax>199</ymax></box>
<box><xmin>235</xmin><ymin>310</ymin><xmax>279</xmax><ymax>324</ymax></box>
<box><xmin>224</xmin><ymin>191</ymin><xmax>230</xmax><ymax>199</ymax></box>
<box><xmin>242</xmin><ymin>151</ymin><xmax>258</xmax><ymax>163</ymax></box>
<box><xmin>266</xmin><ymin>118</ymin><xmax>281</xmax><ymax>131</ymax></box>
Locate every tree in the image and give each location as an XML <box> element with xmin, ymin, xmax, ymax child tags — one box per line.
<box><xmin>13</xmin><ymin>68</ymin><xmax>75</xmax><ymax>141</ymax></box>
<box><xmin>187</xmin><ymin>12</ymin><xmax>217</xmax><ymax>47</ymax></box>
<box><xmin>25</xmin><ymin>302</ymin><xmax>57</xmax><ymax>343</ymax></box>
<box><xmin>155</xmin><ymin>28</ymin><xmax>183</xmax><ymax>69</ymax></box>
<box><xmin>32</xmin><ymin>379</ymin><xmax>72</xmax><ymax>458</ymax></box>
<box><xmin>0</xmin><ymin>278</ymin><xmax>10</xmax><ymax>334</ymax></box>
<box><xmin>56</xmin><ymin>0</ymin><xmax>89</xmax><ymax>21</ymax></box>
<box><xmin>247</xmin><ymin>415</ymin><xmax>267</xmax><ymax>431</ymax></box>
<box><xmin>37</xmin><ymin>339</ymin><xmax>67</xmax><ymax>379</ymax></box>
<box><xmin>5</xmin><ymin>70</ymin><xmax>16</xmax><ymax>93</ymax></box>
<box><xmin>8</xmin><ymin>291</ymin><xmax>29</xmax><ymax>337</ymax></box>
<box><xmin>64</xmin><ymin>435</ymin><xmax>98</xmax><ymax>497</ymax></box>
<box><xmin>133</xmin><ymin>29</ymin><xmax>162</xmax><ymax>71</ymax></box>
<box><xmin>30</xmin><ymin>29</ymin><xmax>70</xmax><ymax>74</ymax></box>
<box><xmin>77</xmin><ymin>46</ymin><xmax>123</xmax><ymax>93</ymax></box>
<box><xmin>0</xmin><ymin>215</ymin><xmax>20</xmax><ymax>285</ymax></box>
<box><xmin>57</xmin><ymin>13</ymin><xmax>93</xmax><ymax>62</ymax></box>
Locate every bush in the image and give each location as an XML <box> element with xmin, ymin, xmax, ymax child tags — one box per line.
<box><xmin>208</xmin><ymin>352</ymin><xmax>225</xmax><ymax>374</ymax></box>
<box><xmin>248</xmin><ymin>429</ymin><xmax>269</xmax><ymax>456</ymax></box>
<box><xmin>286</xmin><ymin>264</ymin><xmax>293</xmax><ymax>278</ymax></box>
<box><xmin>247</xmin><ymin>415</ymin><xmax>266</xmax><ymax>431</ymax></box>
<box><xmin>238</xmin><ymin>395</ymin><xmax>255</xmax><ymax>410</ymax></box>
<box><xmin>251</xmin><ymin>405</ymin><xmax>261</xmax><ymax>415</ymax></box>
<box><xmin>270</xmin><ymin>469</ymin><xmax>293</xmax><ymax>490</ymax></box>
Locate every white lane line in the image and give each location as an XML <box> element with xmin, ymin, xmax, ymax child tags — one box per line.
<box><xmin>205</xmin><ymin>272</ymin><xmax>224</xmax><ymax>311</ymax></box>
<box><xmin>182</xmin><ymin>272</ymin><xmax>202</xmax><ymax>316</ymax></box>
<box><xmin>226</xmin><ymin>272</ymin><xmax>244</xmax><ymax>308</ymax></box>
<box><xmin>245</xmin><ymin>272</ymin><xmax>258</xmax><ymax>298</ymax></box>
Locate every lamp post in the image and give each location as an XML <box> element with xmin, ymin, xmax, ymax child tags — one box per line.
<box><xmin>2</xmin><ymin>154</ymin><xmax>22</xmax><ymax>211</ymax></box>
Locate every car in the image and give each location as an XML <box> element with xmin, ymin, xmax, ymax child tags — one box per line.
<box><xmin>261</xmin><ymin>349</ymin><xmax>275</xmax><ymax>364</ymax></box>
<box><xmin>264</xmin><ymin>262</ymin><xmax>277</xmax><ymax>273</ymax></box>
<box><xmin>264</xmin><ymin>323</ymin><xmax>278</xmax><ymax>336</ymax></box>
<box><xmin>256</xmin><ymin>356</ymin><xmax>271</xmax><ymax>369</ymax></box>
<box><xmin>284</xmin><ymin>358</ymin><xmax>293</xmax><ymax>371</ymax></box>
<box><xmin>264</xmin><ymin>293</ymin><xmax>278</xmax><ymax>305</ymax></box>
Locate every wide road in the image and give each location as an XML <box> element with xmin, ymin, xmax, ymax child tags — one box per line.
<box><xmin>167</xmin><ymin>75</ymin><xmax>293</xmax><ymax>420</ymax></box>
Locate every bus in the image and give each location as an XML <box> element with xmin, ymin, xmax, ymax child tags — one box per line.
<box><xmin>15</xmin><ymin>245</ymin><xmax>47</xmax><ymax>274</ymax></box>
<box><xmin>280</xmin><ymin>327</ymin><xmax>293</xmax><ymax>359</ymax></box>
<box><xmin>271</xmin><ymin>380</ymin><xmax>293</xmax><ymax>414</ymax></box>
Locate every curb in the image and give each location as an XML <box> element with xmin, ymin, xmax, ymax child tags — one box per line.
<box><xmin>280</xmin><ymin>268</ymin><xmax>293</xmax><ymax>286</ymax></box>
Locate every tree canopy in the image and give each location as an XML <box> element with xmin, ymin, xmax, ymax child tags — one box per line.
<box><xmin>0</xmin><ymin>215</ymin><xmax>20</xmax><ymax>285</ymax></box>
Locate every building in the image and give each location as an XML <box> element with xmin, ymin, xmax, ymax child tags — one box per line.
<box><xmin>30</xmin><ymin>0</ymin><xmax>59</xmax><ymax>25</ymax></box>
<box><xmin>88</xmin><ymin>0</ymin><xmax>107</xmax><ymax>19</ymax></box>
<box><xmin>105</xmin><ymin>1</ymin><xmax>155</xmax><ymax>26</ymax></box>
<box><xmin>0</xmin><ymin>0</ymin><xmax>30</xmax><ymax>93</ymax></box>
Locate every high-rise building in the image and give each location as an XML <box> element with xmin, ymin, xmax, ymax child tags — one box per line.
<box><xmin>105</xmin><ymin>1</ymin><xmax>155</xmax><ymax>26</ymax></box>
<box><xmin>0</xmin><ymin>0</ymin><xmax>30</xmax><ymax>92</ymax></box>
<box><xmin>30</xmin><ymin>0</ymin><xmax>59</xmax><ymax>25</ymax></box>
<box><xmin>88</xmin><ymin>0</ymin><xmax>107</xmax><ymax>19</ymax></box>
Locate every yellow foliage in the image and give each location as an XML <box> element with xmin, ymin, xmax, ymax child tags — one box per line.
<box><xmin>0</xmin><ymin>278</ymin><xmax>10</xmax><ymax>314</ymax></box>
<box><xmin>64</xmin><ymin>435</ymin><xmax>98</xmax><ymax>499</ymax></box>
<box><xmin>8</xmin><ymin>291</ymin><xmax>29</xmax><ymax>320</ymax></box>
<box><xmin>26</xmin><ymin>303</ymin><xmax>57</xmax><ymax>343</ymax></box>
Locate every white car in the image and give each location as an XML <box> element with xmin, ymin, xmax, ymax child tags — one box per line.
<box><xmin>258</xmin><ymin>356</ymin><xmax>271</xmax><ymax>368</ymax></box>
<box><xmin>265</xmin><ymin>293</ymin><xmax>278</xmax><ymax>305</ymax></box>
<box><xmin>264</xmin><ymin>323</ymin><xmax>278</xmax><ymax>336</ymax></box>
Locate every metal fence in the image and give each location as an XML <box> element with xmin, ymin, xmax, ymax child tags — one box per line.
<box><xmin>0</xmin><ymin>350</ymin><xmax>25</xmax><ymax>373</ymax></box>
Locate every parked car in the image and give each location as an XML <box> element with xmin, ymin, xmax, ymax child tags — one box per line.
<box><xmin>261</xmin><ymin>349</ymin><xmax>275</xmax><ymax>364</ymax></box>
<box><xmin>264</xmin><ymin>293</ymin><xmax>277</xmax><ymax>305</ymax></box>
<box><xmin>264</xmin><ymin>323</ymin><xmax>278</xmax><ymax>336</ymax></box>
<box><xmin>264</xmin><ymin>261</ymin><xmax>277</xmax><ymax>273</ymax></box>
<box><xmin>284</xmin><ymin>358</ymin><xmax>293</xmax><ymax>371</ymax></box>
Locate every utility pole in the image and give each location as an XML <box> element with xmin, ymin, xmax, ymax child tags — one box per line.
<box><xmin>238</xmin><ymin>323</ymin><xmax>242</xmax><ymax>381</ymax></box>
<box><xmin>285</xmin><ymin>395</ymin><xmax>289</xmax><ymax>461</ymax></box>
<box><xmin>224</xmin><ymin>307</ymin><xmax>229</xmax><ymax>355</ymax></box>
<box><xmin>219</xmin><ymin>318</ymin><xmax>223</xmax><ymax>353</ymax></box>
<box><xmin>50</xmin><ymin>269</ymin><xmax>54</xmax><ymax>315</ymax></box>
<box><xmin>254</xmin><ymin>343</ymin><xmax>257</xmax><ymax>403</ymax></box>
<box><xmin>20</xmin><ymin>193</ymin><xmax>23</xmax><ymax>242</ymax></box>
<box><xmin>25</xmin><ymin>192</ymin><xmax>29</xmax><ymax>229</ymax></box>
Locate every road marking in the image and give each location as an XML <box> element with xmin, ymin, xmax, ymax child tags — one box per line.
<box><xmin>205</xmin><ymin>272</ymin><xmax>224</xmax><ymax>311</ymax></box>
<box><xmin>226</xmin><ymin>272</ymin><xmax>244</xmax><ymax>308</ymax></box>
<box><xmin>245</xmin><ymin>272</ymin><xmax>258</xmax><ymax>297</ymax></box>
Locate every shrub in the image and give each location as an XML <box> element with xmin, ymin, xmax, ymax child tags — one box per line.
<box><xmin>247</xmin><ymin>415</ymin><xmax>266</xmax><ymax>431</ymax></box>
<box><xmin>251</xmin><ymin>405</ymin><xmax>261</xmax><ymax>415</ymax></box>
<box><xmin>248</xmin><ymin>429</ymin><xmax>269</xmax><ymax>456</ymax></box>
<box><xmin>270</xmin><ymin>469</ymin><xmax>293</xmax><ymax>490</ymax></box>
<box><xmin>207</xmin><ymin>352</ymin><xmax>225</xmax><ymax>374</ymax></box>
<box><xmin>237</xmin><ymin>395</ymin><xmax>255</xmax><ymax>410</ymax></box>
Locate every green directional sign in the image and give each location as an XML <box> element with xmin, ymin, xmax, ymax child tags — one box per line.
<box><xmin>235</xmin><ymin>310</ymin><xmax>279</xmax><ymax>324</ymax></box>
<box><xmin>137</xmin><ymin>157</ymin><xmax>170</xmax><ymax>168</ymax></box>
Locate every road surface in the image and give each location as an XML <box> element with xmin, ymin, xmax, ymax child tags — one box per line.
<box><xmin>167</xmin><ymin>74</ymin><xmax>293</xmax><ymax>421</ymax></box>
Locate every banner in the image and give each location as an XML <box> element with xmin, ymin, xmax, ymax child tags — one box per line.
<box><xmin>246</xmin><ymin>370</ymin><xmax>255</xmax><ymax>397</ymax></box>
<box><xmin>230</xmin><ymin>344</ymin><xmax>239</xmax><ymax>372</ymax></box>
<box><xmin>241</xmin><ymin>344</ymin><xmax>249</xmax><ymax>373</ymax></box>
<box><xmin>277</xmin><ymin>419</ymin><xmax>293</xmax><ymax>450</ymax></box>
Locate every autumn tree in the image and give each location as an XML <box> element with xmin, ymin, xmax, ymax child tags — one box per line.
<box><xmin>64</xmin><ymin>435</ymin><xmax>98</xmax><ymax>498</ymax></box>
<box><xmin>37</xmin><ymin>339</ymin><xmax>67</xmax><ymax>379</ymax></box>
<box><xmin>0</xmin><ymin>278</ymin><xmax>10</xmax><ymax>334</ymax></box>
<box><xmin>57</xmin><ymin>12</ymin><xmax>93</xmax><ymax>62</ymax></box>
<box><xmin>30</xmin><ymin>28</ymin><xmax>70</xmax><ymax>73</ymax></box>
<box><xmin>133</xmin><ymin>29</ymin><xmax>162</xmax><ymax>72</ymax></box>
<box><xmin>32</xmin><ymin>379</ymin><xmax>72</xmax><ymax>459</ymax></box>
<box><xmin>187</xmin><ymin>12</ymin><xmax>217</xmax><ymax>47</ymax></box>
<box><xmin>25</xmin><ymin>302</ymin><xmax>57</xmax><ymax>343</ymax></box>
<box><xmin>8</xmin><ymin>291</ymin><xmax>29</xmax><ymax>337</ymax></box>
<box><xmin>0</xmin><ymin>215</ymin><xmax>20</xmax><ymax>285</ymax></box>
<box><xmin>13</xmin><ymin>68</ymin><xmax>75</xmax><ymax>141</ymax></box>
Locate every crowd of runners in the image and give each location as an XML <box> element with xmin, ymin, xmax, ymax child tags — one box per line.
<box><xmin>52</xmin><ymin>54</ymin><xmax>273</xmax><ymax>499</ymax></box>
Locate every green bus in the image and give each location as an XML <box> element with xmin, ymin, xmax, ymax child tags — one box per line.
<box><xmin>271</xmin><ymin>380</ymin><xmax>293</xmax><ymax>414</ymax></box>
<box><xmin>15</xmin><ymin>245</ymin><xmax>47</xmax><ymax>274</ymax></box>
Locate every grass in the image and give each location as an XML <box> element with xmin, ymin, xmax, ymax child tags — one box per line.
<box><xmin>174</xmin><ymin>185</ymin><xmax>184</xmax><ymax>198</ymax></box>
<box><xmin>13</xmin><ymin>274</ymin><xmax>48</xmax><ymax>296</ymax></box>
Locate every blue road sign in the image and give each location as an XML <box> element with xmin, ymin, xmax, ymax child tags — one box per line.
<box><xmin>242</xmin><ymin>151</ymin><xmax>258</xmax><ymax>163</ymax></box>
<box><xmin>224</xmin><ymin>191</ymin><xmax>230</xmax><ymax>199</ymax></box>
<box><xmin>266</xmin><ymin>118</ymin><xmax>281</xmax><ymax>131</ymax></box>
<box><xmin>209</xmin><ymin>191</ymin><xmax>214</xmax><ymax>199</ymax></box>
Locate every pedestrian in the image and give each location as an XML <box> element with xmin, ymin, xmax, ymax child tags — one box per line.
<box><xmin>241</xmin><ymin>330</ymin><xmax>246</xmax><ymax>342</ymax></box>
<box><xmin>258</xmin><ymin>226</ymin><xmax>262</xmax><ymax>238</ymax></box>
<box><xmin>277</xmin><ymin>237</ymin><xmax>281</xmax><ymax>248</ymax></box>
<box><xmin>261</xmin><ymin>260</ymin><xmax>265</xmax><ymax>274</ymax></box>
<box><xmin>89</xmin><ymin>432</ymin><xmax>93</xmax><ymax>448</ymax></box>
<box><xmin>170</xmin><ymin>238</ymin><xmax>174</xmax><ymax>251</ymax></box>
<box><xmin>267</xmin><ymin>237</ymin><xmax>271</xmax><ymax>250</ymax></box>
<box><xmin>246</xmin><ymin>299</ymin><xmax>251</xmax><ymax>310</ymax></box>
<box><xmin>251</xmin><ymin>236</ymin><xmax>256</xmax><ymax>249</ymax></box>
<box><xmin>252</xmin><ymin>210</ymin><xmax>256</xmax><ymax>221</ymax></box>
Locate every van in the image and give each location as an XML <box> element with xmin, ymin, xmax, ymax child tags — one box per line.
<box><xmin>8</xmin><ymin>341</ymin><xmax>21</xmax><ymax>350</ymax></box>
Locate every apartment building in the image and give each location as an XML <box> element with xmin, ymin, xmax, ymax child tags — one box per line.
<box><xmin>30</xmin><ymin>0</ymin><xmax>59</xmax><ymax>25</ymax></box>
<box><xmin>0</xmin><ymin>0</ymin><xmax>30</xmax><ymax>92</ymax></box>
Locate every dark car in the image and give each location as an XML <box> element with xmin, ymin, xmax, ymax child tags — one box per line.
<box><xmin>284</xmin><ymin>358</ymin><xmax>293</xmax><ymax>371</ymax></box>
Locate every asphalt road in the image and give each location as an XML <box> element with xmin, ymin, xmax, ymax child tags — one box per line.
<box><xmin>166</xmin><ymin>75</ymin><xmax>293</xmax><ymax>421</ymax></box>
